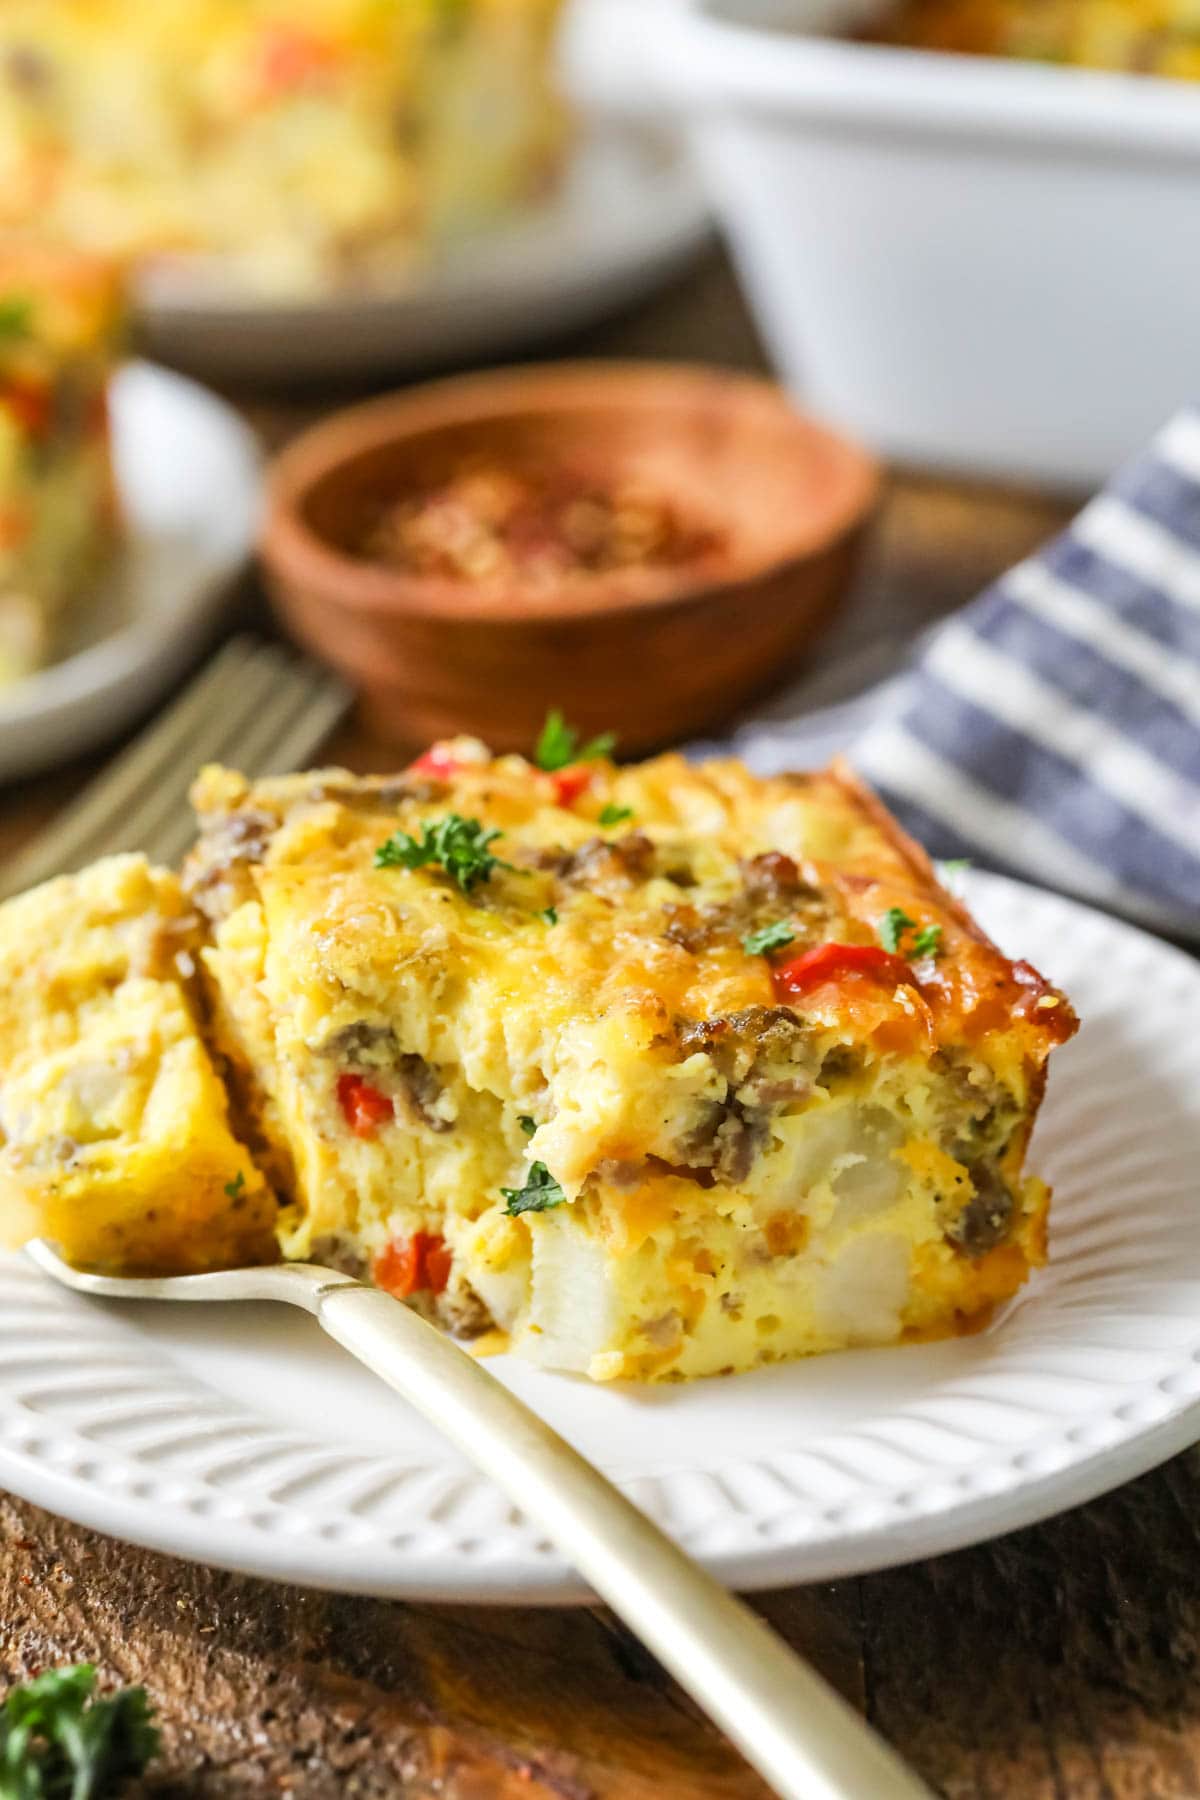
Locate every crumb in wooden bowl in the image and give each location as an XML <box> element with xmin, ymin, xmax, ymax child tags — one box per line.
<box><xmin>260</xmin><ymin>362</ymin><xmax>881</xmax><ymax>755</ymax></box>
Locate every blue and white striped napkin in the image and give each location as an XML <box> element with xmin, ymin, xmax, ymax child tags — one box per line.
<box><xmin>707</xmin><ymin>410</ymin><xmax>1200</xmax><ymax>942</ymax></box>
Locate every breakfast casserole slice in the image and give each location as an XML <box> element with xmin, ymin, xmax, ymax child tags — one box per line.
<box><xmin>0</xmin><ymin>242</ymin><xmax>122</xmax><ymax>683</ymax></box>
<box><xmin>181</xmin><ymin>738</ymin><xmax>1076</xmax><ymax>1381</ymax></box>
<box><xmin>0</xmin><ymin>1</ymin><xmax>565</xmax><ymax>296</ymax></box>
<box><xmin>0</xmin><ymin>855</ymin><xmax>275</xmax><ymax>1274</ymax></box>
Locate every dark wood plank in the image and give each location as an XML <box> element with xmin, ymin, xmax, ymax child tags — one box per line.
<box><xmin>8</xmin><ymin>1449</ymin><xmax>1200</xmax><ymax>1798</ymax></box>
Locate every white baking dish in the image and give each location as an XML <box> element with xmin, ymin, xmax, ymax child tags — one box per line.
<box><xmin>576</xmin><ymin>0</ymin><xmax>1200</xmax><ymax>487</ymax></box>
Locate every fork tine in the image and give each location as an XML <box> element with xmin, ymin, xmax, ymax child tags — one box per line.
<box><xmin>6</xmin><ymin>639</ymin><xmax>285</xmax><ymax>889</ymax></box>
<box><xmin>256</xmin><ymin>676</ymin><xmax>359</xmax><ymax>778</ymax></box>
<box><xmin>106</xmin><ymin>642</ymin><xmax>318</xmax><ymax>867</ymax></box>
<box><xmin>0</xmin><ymin>635</ymin><xmax>254</xmax><ymax>900</ymax></box>
<box><xmin>0</xmin><ymin>638</ymin><xmax>353</xmax><ymax>900</ymax></box>
<box><xmin>144</xmin><ymin>659</ymin><xmax>351</xmax><ymax>868</ymax></box>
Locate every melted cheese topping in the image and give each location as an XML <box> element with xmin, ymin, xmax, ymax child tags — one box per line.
<box><xmin>0</xmin><ymin>745</ymin><xmax>1076</xmax><ymax>1382</ymax></box>
<box><xmin>174</xmin><ymin>744</ymin><xmax>1074</xmax><ymax>1379</ymax></box>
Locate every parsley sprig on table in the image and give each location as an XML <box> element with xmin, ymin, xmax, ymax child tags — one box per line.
<box><xmin>534</xmin><ymin>710</ymin><xmax>616</xmax><ymax>773</ymax></box>
<box><xmin>742</xmin><ymin>919</ymin><xmax>795</xmax><ymax>957</ymax></box>
<box><xmin>501</xmin><ymin>1161</ymin><xmax>566</xmax><ymax>1216</ymax></box>
<box><xmin>374</xmin><ymin>814</ymin><xmax>511</xmax><ymax>893</ymax></box>
<box><xmin>0</xmin><ymin>1664</ymin><xmax>159</xmax><ymax>1800</ymax></box>
<box><xmin>878</xmin><ymin>906</ymin><xmax>943</xmax><ymax>959</ymax></box>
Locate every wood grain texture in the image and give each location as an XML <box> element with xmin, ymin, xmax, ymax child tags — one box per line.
<box><xmin>7</xmin><ymin>1453</ymin><xmax>1200</xmax><ymax>1799</ymax></box>
<box><xmin>0</xmin><ymin>246</ymin><xmax>1184</xmax><ymax>1799</ymax></box>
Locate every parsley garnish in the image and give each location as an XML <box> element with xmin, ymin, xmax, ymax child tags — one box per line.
<box><xmin>518</xmin><ymin>1115</ymin><xmax>537</xmax><ymax>1136</ymax></box>
<box><xmin>0</xmin><ymin>1664</ymin><xmax>159</xmax><ymax>1799</ymax></box>
<box><xmin>534</xmin><ymin>710</ymin><xmax>616</xmax><ymax>773</ymax></box>
<box><xmin>374</xmin><ymin>814</ymin><xmax>510</xmax><ymax>892</ymax></box>
<box><xmin>540</xmin><ymin>906</ymin><xmax>558</xmax><ymax>925</ymax></box>
<box><xmin>879</xmin><ymin>907</ymin><xmax>942</xmax><ymax>959</ymax></box>
<box><xmin>742</xmin><ymin>920</ymin><xmax>795</xmax><ymax>957</ymax></box>
<box><xmin>501</xmin><ymin>1161</ymin><xmax>566</xmax><ymax>1216</ymax></box>
<box><xmin>0</xmin><ymin>297</ymin><xmax>32</xmax><ymax>342</ymax></box>
<box><xmin>223</xmin><ymin>1171</ymin><xmax>246</xmax><ymax>1201</ymax></box>
<box><xmin>598</xmin><ymin>803</ymin><xmax>633</xmax><ymax>827</ymax></box>
<box><xmin>940</xmin><ymin>858</ymin><xmax>972</xmax><ymax>876</ymax></box>
<box><xmin>878</xmin><ymin>907</ymin><xmax>914</xmax><ymax>953</ymax></box>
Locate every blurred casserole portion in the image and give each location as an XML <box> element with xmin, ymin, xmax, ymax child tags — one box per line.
<box><xmin>0</xmin><ymin>242</ymin><xmax>122</xmax><ymax>684</ymax></box>
<box><xmin>869</xmin><ymin>0</ymin><xmax>1200</xmax><ymax>72</ymax></box>
<box><xmin>0</xmin><ymin>0</ymin><xmax>565</xmax><ymax>296</ymax></box>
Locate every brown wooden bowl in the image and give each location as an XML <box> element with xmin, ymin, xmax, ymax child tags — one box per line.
<box><xmin>260</xmin><ymin>362</ymin><xmax>880</xmax><ymax>756</ymax></box>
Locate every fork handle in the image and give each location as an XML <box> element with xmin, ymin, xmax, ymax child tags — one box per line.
<box><xmin>316</xmin><ymin>1284</ymin><xmax>931</xmax><ymax>1800</ymax></box>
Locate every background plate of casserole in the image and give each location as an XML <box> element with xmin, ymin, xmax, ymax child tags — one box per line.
<box><xmin>137</xmin><ymin>127</ymin><xmax>710</xmax><ymax>384</ymax></box>
<box><xmin>0</xmin><ymin>361</ymin><xmax>261</xmax><ymax>782</ymax></box>
<box><xmin>1</xmin><ymin>870</ymin><xmax>1198</xmax><ymax>1603</ymax></box>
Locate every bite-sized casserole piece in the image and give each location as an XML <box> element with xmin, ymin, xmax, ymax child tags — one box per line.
<box><xmin>176</xmin><ymin>738</ymin><xmax>1076</xmax><ymax>1381</ymax></box>
<box><xmin>0</xmin><ymin>855</ymin><xmax>275</xmax><ymax>1274</ymax></box>
<box><xmin>0</xmin><ymin>1</ymin><xmax>565</xmax><ymax>297</ymax></box>
<box><xmin>0</xmin><ymin>242</ymin><xmax>122</xmax><ymax>683</ymax></box>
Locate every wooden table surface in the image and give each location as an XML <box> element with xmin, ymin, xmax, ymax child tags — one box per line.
<box><xmin>4</xmin><ymin>250</ymin><xmax>1198</xmax><ymax>1800</ymax></box>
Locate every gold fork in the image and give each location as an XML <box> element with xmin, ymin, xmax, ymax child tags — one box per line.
<box><xmin>11</xmin><ymin>638</ymin><xmax>931</xmax><ymax>1798</ymax></box>
<box><xmin>0</xmin><ymin>636</ymin><xmax>352</xmax><ymax>899</ymax></box>
<box><xmin>27</xmin><ymin>1242</ymin><xmax>932</xmax><ymax>1800</ymax></box>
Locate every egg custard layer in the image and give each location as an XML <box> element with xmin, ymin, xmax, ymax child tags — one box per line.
<box><xmin>0</xmin><ymin>746</ymin><xmax>1076</xmax><ymax>1381</ymax></box>
<box><xmin>0</xmin><ymin>855</ymin><xmax>274</xmax><ymax>1274</ymax></box>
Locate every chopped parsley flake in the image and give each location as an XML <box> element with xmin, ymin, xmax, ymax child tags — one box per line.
<box><xmin>0</xmin><ymin>296</ymin><xmax>33</xmax><ymax>341</ymax></box>
<box><xmin>878</xmin><ymin>907</ymin><xmax>915</xmax><ymax>954</ymax></box>
<box><xmin>223</xmin><ymin>1171</ymin><xmax>246</xmax><ymax>1201</ymax></box>
<box><xmin>879</xmin><ymin>907</ymin><xmax>943</xmax><ymax>959</ymax></box>
<box><xmin>535</xmin><ymin>709</ymin><xmax>616</xmax><ymax>773</ymax></box>
<box><xmin>0</xmin><ymin>1664</ymin><xmax>159</xmax><ymax>1799</ymax></box>
<box><xmin>518</xmin><ymin>1115</ymin><xmax>537</xmax><ymax>1136</ymax></box>
<box><xmin>742</xmin><ymin>919</ymin><xmax>795</xmax><ymax>957</ymax></box>
<box><xmin>940</xmin><ymin>858</ymin><xmax>972</xmax><ymax>876</ymax></box>
<box><xmin>374</xmin><ymin>814</ymin><xmax>510</xmax><ymax>892</ymax></box>
<box><xmin>540</xmin><ymin>906</ymin><xmax>558</xmax><ymax>925</ymax></box>
<box><xmin>598</xmin><ymin>803</ymin><xmax>633</xmax><ymax>827</ymax></box>
<box><xmin>501</xmin><ymin>1161</ymin><xmax>566</xmax><ymax>1216</ymax></box>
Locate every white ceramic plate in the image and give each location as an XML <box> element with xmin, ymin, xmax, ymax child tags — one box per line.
<box><xmin>0</xmin><ymin>362</ymin><xmax>261</xmax><ymax>783</ymax></box>
<box><xmin>1</xmin><ymin>871</ymin><xmax>1197</xmax><ymax>1604</ymax></box>
<box><xmin>136</xmin><ymin>128</ymin><xmax>709</xmax><ymax>383</ymax></box>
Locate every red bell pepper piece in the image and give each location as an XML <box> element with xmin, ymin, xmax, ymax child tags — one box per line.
<box><xmin>551</xmin><ymin>765</ymin><xmax>593</xmax><ymax>808</ymax></box>
<box><xmin>410</xmin><ymin>746</ymin><xmax>461</xmax><ymax>779</ymax></box>
<box><xmin>422</xmin><ymin>1236</ymin><xmax>453</xmax><ymax>1295</ymax></box>
<box><xmin>772</xmin><ymin>941</ymin><xmax>911</xmax><ymax>1002</ymax></box>
<box><xmin>336</xmin><ymin>1072</ymin><xmax>394</xmax><ymax>1136</ymax></box>
<box><xmin>372</xmin><ymin>1232</ymin><xmax>452</xmax><ymax>1298</ymax></box>
<box><xmin>255</xmin><ymin>23</ymin><xmax>335</xmax><ymax>96</ymax></box>
<box><xmin>2</xmin><ymin>379</ymin><xmax>51</xmax><ymax>439</ymax></box>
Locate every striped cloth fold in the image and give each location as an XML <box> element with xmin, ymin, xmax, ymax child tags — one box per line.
<box><xmin>707</xmin><ymin>410</ymin><xmax>1200</xmax><ymax>941</ymax></box>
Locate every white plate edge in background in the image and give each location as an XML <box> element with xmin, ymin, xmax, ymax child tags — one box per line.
<box><xmin>135</xmin><ymin>128</ymin><xmax>709</xmax><ymax>381</ymax></box>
